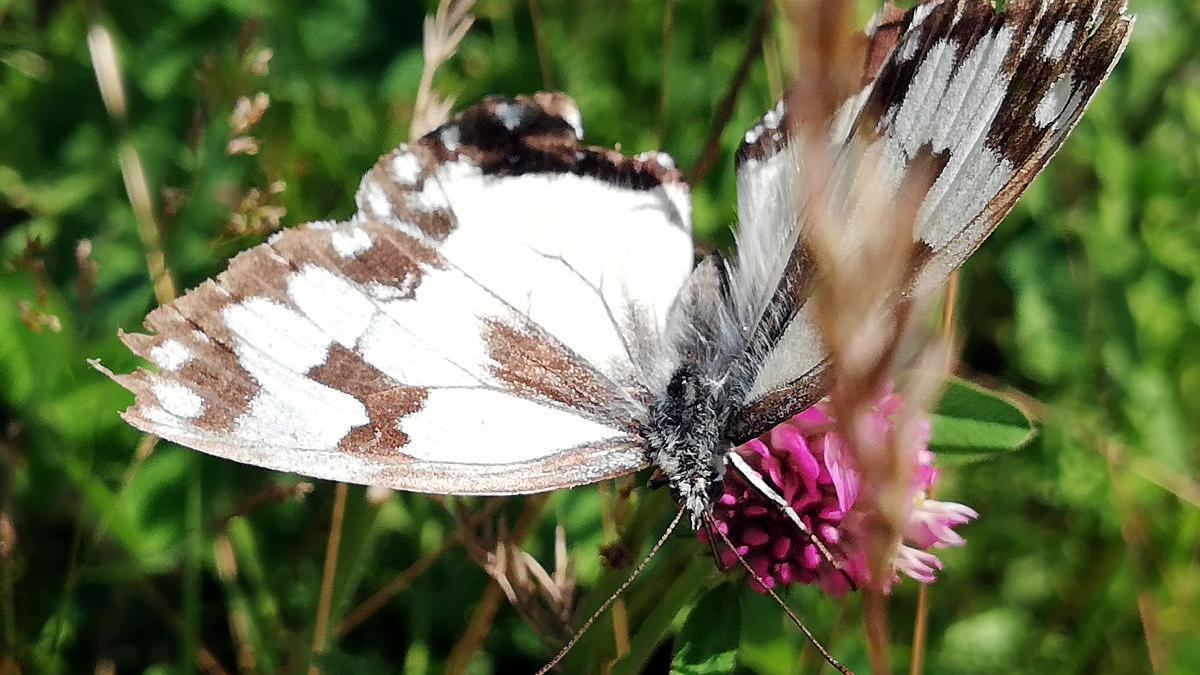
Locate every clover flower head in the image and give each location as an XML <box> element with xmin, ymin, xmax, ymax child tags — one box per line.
<box><xmin>700</xmin><ymin>387</ymin><xmax>977</xmax><ymax>594</ymax></box>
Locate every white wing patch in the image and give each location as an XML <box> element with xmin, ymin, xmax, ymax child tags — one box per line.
<box><xmin>1035</xmin><ymin>72</ymin><xmax>1076</xmax><ymax>128</ymax></box>
<box><xmin>330</xmin><ymin>226</ymin><xmax>373</xmax><ymax>258</ymax></box>
<box><xmin>357</xmin><ymin>261</ymin><xmax>511</xmax><ymax>387</ymax></box>
<box><xmin>150</xmin><ymin>339</ymin><xmax>191</xmax><ymax>371</ymax></box>
<box><xmin>400</xmin><ymin>389</ymin><xmax>624</xmax><ymax>464</ymax></box>
<box><xmin>904</xmin><ymin>29</ymin><xmax>1016</xmax><ymax>249</ymax></box>
<box><xmin>223</xmin><ymin>297</ymin><xmax>332</xmax><ymax>373</ymax></box>
<box><xmin>231</xmin><ymin>349</ymin><xmax>369</xmax><ymax>450</ymax></box>
<box><xmin>390</xmin><ymin>149</ymin><xmax>422</xmax><ymax>184</ymax></box>
<box><xmin>151</xmin><ymin>380</ymin><xmax>205</xmax><ymax>419</ymax></box>
<box><xmin>1043</xmin><ymin>20</ymin><xmax>1077</xmax><ymax>60</ymax></box>
<box><xmin>287</xmin><ymin>265</ymin><xmax>378</xmax><ymax>348</ymax></box>
<box><xmin>430</xmin><ymin>165</ymin><xmax>689</xmax><ymax>374</ymax></box>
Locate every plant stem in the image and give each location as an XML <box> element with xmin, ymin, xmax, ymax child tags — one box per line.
<box><xmin>182</xmin><ymin>467</ymin><xmax>202</xmax><ymax>675</ymax></box>
<box><xmin>527</xmin><ymin>0</ymin><xmax>554</xmax><ymax>89</ymax></box>
<box><xmin>309</xmin><ymin>482</ymin><xmax>349</xmax><ymax>673</ymax></box>
<box><xmin>864</xmin><ymin>590</ymin><xmax>893</xmax><ymax>675</ymax></box>
<box><xmin>911</xmin><ymin>270</ymin><xmax>960</xmax><ymax>675</ymax></box>
<box><xmin>1103</xmin><ymin>441</ymin><xmax>1169</xmax><ymax>672</ymax></box>
<box><xmin>597</xmin><ymin>481</ymin><xmax>631</xmax><ymax>660</ymax></box>
<box><xmin>446</xmin><ymin>582</ymin><xmax>506</xmax><ymax>675</ymax></box>
<box><xmin>909</xmin><ymin>587</ymin><xmax>931</xmax><ymax>675</ymax></box>
<box><xmin>689</xmin><ymin>0</ymin><xmax>773</xmax><ymax>184</ymax></box>
<box><xmin>657</xmin><ymin>0</ymin><xmax>676</xmax><ymax>146</ymax></box>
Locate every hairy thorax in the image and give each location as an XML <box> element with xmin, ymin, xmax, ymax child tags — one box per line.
<box><xmin>643</xmin><ymin>363</ymin><xmax>732</xmax><ymax>528</ymax></box>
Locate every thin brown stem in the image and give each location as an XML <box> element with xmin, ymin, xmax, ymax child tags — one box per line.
<box><xmin>909</xmin><ymin>586</ymin><xmax>931</xmax><ymax>675</ymax></box>
<box><xmin>212</xmin><ymin>535</ymin><xmax>257</xmax><ymax>673</ymax></box>
<box><xmin>1103</xmin><ymin>442</ymin><xmax>1169</xmax><ymax>672</ymax></box>
<box><xmin>526</xmin><ymin>0</ymin><xmax>555</xmax><ymax>89</ymax></box>
<box><xmin>863</xmin><ymin>591</ymin><xmax>893</xmax><ymax>675</ymax></box>
<box><xmin>1128</xmin><ymin>456</ymin><xmax>1200</xmax><ymax>509</ymax></box>
<box><xmin>309</xmin><ymin>483</ymin><xmax>348</xmax><ymax>673</ymax></box>
<box><xmin>657</xmin><ymin>0</ymin><xmax>677</xmax><ymax>146</ymax></box>
<box><xmin>339</xmin><ymin>540</ymin><xmax>449</xmax><ymax>638</ymax></box>
<box><xmin>85</xmin><ymin>15</ymin><xmax>177</xmax><ymax>305</ymax></box>
<box><xmin>688</xmin><ymin>0</ymin><xmax>773</xmax><ymax>184</ymax></box>
<box><xmin>941</xmin><ymin>271</ymin><xmax>960</xmax><ymax>352</ymax></box>
<box><xmin>207</xmin><ymin>482</ymin><xmax>314</xmax><ymax>534</ymax></box>
<box><xmin>598</xmin><ymin>482</ymin><xmax>630</xmax><ymax>659</ymax></box>
<box><xmin>118</xmin><ymin>142</ymin><xmax>177</xmax><ymax>304</ymax></box>
<box><xmin>445</xmin><ymin>582</ymin><xmax>506</xmax><ymax>675</ymax></box>
<box><xmin>911</xmin><ymin>270</ymin><xmax>960</xmax><ymax>675</ymax></box>
<box><xmin>85</xmin><ymin>8</ymin><xmax>178</xmax><ymax>498</ymax></box>
<box><xmin>0</xmin><ymin>505</ymin><xmax>16</xmax><ymax>659</ymax></box>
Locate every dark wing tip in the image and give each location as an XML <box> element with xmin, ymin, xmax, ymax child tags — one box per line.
<box><xmin>408</xmin><ymin>92</ymin><xmax>688</xmax><ymax>191</ymax></box>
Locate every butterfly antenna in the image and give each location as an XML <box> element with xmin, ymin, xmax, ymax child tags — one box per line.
<box><xmin>534</xmin><ymin>507</ymin><xmax>686</xmax><ymax>675</ymax></box>
<box><xmin>701</xmin><ymin>519</ymin><xmax>729</xmax><ymax>572</ymax></box>
<box><xmin>726</xmin><ymin>451</ymin><xmax>858</xmax><ymax>591</ymax></box>
<box><xmin>706</xmin><ymin>512</ymin><xmax>854</xmax><ymax>675</ymax></box>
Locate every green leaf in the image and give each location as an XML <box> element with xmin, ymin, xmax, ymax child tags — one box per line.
<box><xmin>929</xmin><ymin>377</ymin><xmax>1037</xmax><ymax>463</ymax></box>
<box><xmin>671</xmin><ymin>584</ymin><xmax>740</xmax><ymax>675</ymax></box>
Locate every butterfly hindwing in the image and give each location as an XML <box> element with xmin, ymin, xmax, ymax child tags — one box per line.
<box><xmin>105</xmin><ymin>94</ymin><xmax>694</xmax><ymax>495</ymax></box>
<box><xmin>729</xmin><ymin>0</ymin><xmax>1132</xmax><ymax>441</ymax></box>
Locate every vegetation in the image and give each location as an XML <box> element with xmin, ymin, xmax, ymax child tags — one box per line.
<box><xmin>1</xmin><ymin>0</ymin><xmax>1196</xmax><ymax>673</ymax></box>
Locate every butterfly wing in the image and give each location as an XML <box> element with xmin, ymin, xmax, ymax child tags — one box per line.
<box><xmin>729</xmin><ymin>0</ymin><xmax>1133</xmax><ymax>440</ymax></box>
<box><xmin>103</xmin><ymin>93</ymin><xmax>693</xmax><ymax>495</ymax></box>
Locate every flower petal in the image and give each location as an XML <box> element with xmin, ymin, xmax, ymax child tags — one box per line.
<box><xmin>822</xmin><ymin>434</ymin><xmax>859</xmax><ymax>513</ymax></box>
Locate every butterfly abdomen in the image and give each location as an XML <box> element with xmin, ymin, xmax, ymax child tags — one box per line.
<box><xmin>644</xmin><ymin>363</ymin><xmax>732</xmax><ymax>526</ymax></box>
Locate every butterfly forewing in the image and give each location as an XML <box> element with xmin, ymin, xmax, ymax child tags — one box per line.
<box><xmin>106</xmin><ymin>93</ymin><xmax>694</xmax><ymax>495</ymax></box>
<box><xmin>729</xmin><ymin>0</ymin><xmax>1132</xmax><ymax>441</ymax></box>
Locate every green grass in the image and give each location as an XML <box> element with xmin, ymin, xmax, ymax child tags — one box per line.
<box><xmin>1</xmin><ymin>0</ymin><xmax>1198</xmax><ymax>673</ymax></box>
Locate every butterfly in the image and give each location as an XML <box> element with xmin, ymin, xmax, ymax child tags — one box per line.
<box><xmin>97</xmin><ymin>0</ymin><xmax>1131</xmax><ymax>665</ymax></box>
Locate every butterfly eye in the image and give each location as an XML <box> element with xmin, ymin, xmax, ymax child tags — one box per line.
<box><xmin>666</xmin><ymin>364</ymin><xmax>693</xmax><ymax>400</ymax></box>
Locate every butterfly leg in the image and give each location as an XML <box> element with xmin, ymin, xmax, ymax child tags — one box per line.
<box><xmin>701</xmin><ymin>517</ymin><xmax>731</xmax><ymax>572</ymax></box>
<box><xmin>724</xmin><ymin>451</ymin><xmax>857</xmax><ymax>590</ymax></box>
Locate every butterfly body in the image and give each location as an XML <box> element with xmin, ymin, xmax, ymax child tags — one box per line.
<box><xmin>645</xmin><ymin>360</ymin><xmax>732</xmax><ymax>524</ymax></box>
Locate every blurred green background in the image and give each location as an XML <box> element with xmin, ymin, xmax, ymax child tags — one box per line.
<box><xmin>1</xmin><ymin>0</ymin><xmax>1197</xmax><ymax>673</ymax></box>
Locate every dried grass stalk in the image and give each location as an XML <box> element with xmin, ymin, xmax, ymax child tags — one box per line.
<box><xmin>85</xmin><ymin>19</ymin><xmax>177</xmax><ymax>305</ymax></box>
<box><xmin>458</xmin><ymin>500</ymin><xmax>575</xmax><ymax>644</ymax></box>
<box><xmin>784</xmin><ymin>1</ymin><xmax>953</xmax><ymax>672</ymax></box>
<box><xmin>411</xmin><ymin>0</ymin><xmax>477</xmax><ymax>139</ymax></box>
